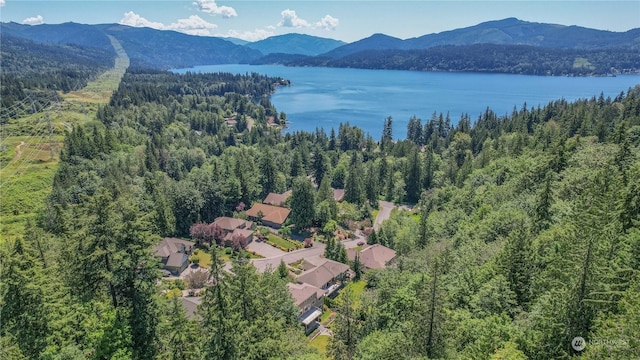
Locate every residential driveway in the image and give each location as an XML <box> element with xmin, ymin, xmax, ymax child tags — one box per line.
<box><xmin>374</xmin><ymin>201</ymin><xmax>395</xmax><ymax>230</ymax></box>
<box><xmin>247</xmin><ymin>241</ymin><xmax>286</xmax><ymax>258</ymax></box>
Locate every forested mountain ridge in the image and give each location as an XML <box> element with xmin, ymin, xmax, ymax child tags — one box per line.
<box><xmin>290</xmin><ymin>43</ymin><xmax>640</xmax><ymax>76</ymax></box>
<box><xmin>323</xmin><ymin>17</ymin><xmax>640</xmax><ymax>58</ymax></box>
<box><xmin>245</xmin><ymin>33</ymin><xmax>347</xmax><ymax>56</ymax></box>
<box><xmin>0</xmin><ymin>22</ymin><xmax>262</xmax><ymax>69</ymax></box>
<box><xmin>4</xmin><ymin>17</ymin><xmax>640</xmax><ymax>74</ymax></box>
<box><xmin>1</xmin><ymin>55</ymin><xmax>639</xmax><ymax>359</ymax></box>
<box><xmin>0</xmin><ymin>34</ymin><xmax>115</xmax><ymax>115</ymax></box>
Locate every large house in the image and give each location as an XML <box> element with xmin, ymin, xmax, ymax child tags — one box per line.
<box><xmin>287</xmin><ymin>283</ymin><xmax>325</xmax><ymax>334</ymax></box>
<box><xmin>296</xmin><ymin>257</ymin><xmax>350</xmax><ymax>297</ymax></box>
<box><xmin>212</xmin><ymin>217</ymin><xmax>254</xmax><ymax>244</ymax></box>
<box><xmin>348</xmin><ymin>244</ymin><xmax>396</xmax><ymax>270</ymax></box>
<box><xmin>153</xmin><ymin>238</ymin><xmax>195</xmax><ymax>275</ymax></box>
<box><xmin>246</xmin><ymin>203</ymin><xmax>290</xmax><ymax>229</ymax></box>
<box><xmin>263</xmin><ymin>190</ymin><xmax>292</xmax><ymax>207</ymax></box>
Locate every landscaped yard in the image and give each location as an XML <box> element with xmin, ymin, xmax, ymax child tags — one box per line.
<box><xmin>267</xmin><ymin>233</ymin><xmax>299</xmax><ymax>250</ymax></box>
<box><xmin>337</xmin><ymin>280</ymin><xmax>367</xmax><ymax>309</ymax></box>
<box><xmin>308</xmin><ymin>335</ymin><xmax>330</xmax><ymax>359</ymax></box>
<box><xmin>319</xmin><ymin>307</ymin><xmax>334</xmax><ymax>325</ymax></box>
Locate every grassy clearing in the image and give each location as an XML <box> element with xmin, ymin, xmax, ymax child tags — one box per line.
<box><xmin>573</xmin><ymin>57</ymin><xmax>595</xmax><ymax>71</ymax></box>
<box><xmin>63</xmin><ymin>35</ymin><xmax>129</xmax><ymax>104</ymax></box>
<box><xmin>0</xmin><ymin>37</ymin><xmax>129</xmax><ymax>243</ymax></box>
<box><xmin>308</xmin><ymin>335</ymin><xmax>330</xmax><ymax>359</ymax></box>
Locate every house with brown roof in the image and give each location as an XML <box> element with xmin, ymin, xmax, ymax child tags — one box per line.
<box><xmin>153</xmin><ymin>238</ymin><xmax>195</xmax><ymax>275</ymax></box>
<box><xmin>246</xmin><ymin>203</ymin><xmax>290</xmax><ymax>229</ymax></box>
<box><xmin>212</xmin><ymin>217</ymin><xmax>253</xmax><ymax>235</ymax></box>
<box><xmin>296</xmin><ymin>258</ymin><xmax>350</xmax><ymax>297</ymax></box>
<box><xmin>287</xmin><ymin>283</ymin><xmax>325</xmax><ymax>334</ymax></box>
<box><xmin>263</xmin><ymin>190</ymin><xmax>292</xmax><ymax>207</ymax></box>
<box><xmin>348</xmin><ymin>244</ymin><xmax>396</xmax><ymax>270</ymax></box>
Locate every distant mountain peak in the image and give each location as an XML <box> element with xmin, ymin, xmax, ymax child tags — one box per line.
<box><xmin>245</xmin><ymin>33</ymin><xmax>346</xmax><ymax>56</ymax></box>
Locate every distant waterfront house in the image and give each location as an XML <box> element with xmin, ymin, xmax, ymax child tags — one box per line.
<box><xmin>287</xmin><ymin>283</ymin><xmax>325</xmax><ymax>334</ymax></box>
<box><xmin>263</xmin><ymin>190</ymin><xmax>292</xmax><ymax>207</ymax></box>
<box><xmin>246</xmin><ymin>203</ymin><xmax>291</xmax><ymax>229</ymax></box>
<box><xmin>296</xmin><ymin>258</ymin><xmax>350</xmax><ymax>297</ymax></box>
<box><xmin>347</xmin><ymin>244</ymin><xmax>396</xmax><ymax>270</ymax></box>
<box><xmin>154</xmin><ymin>238</ymin><xmax>195</xmax><ymax>275</ymax></box>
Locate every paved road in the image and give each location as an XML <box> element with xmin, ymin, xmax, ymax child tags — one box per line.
<box><xmin>374</xmin><ymin>201</ymin><xmax>395</xmax><ymax>230</ymax></box>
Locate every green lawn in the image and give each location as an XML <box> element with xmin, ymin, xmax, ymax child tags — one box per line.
<box><xmin>337</xmin><ymin>280</ymin><xmax>367</xmax><ymax>309</ymax></box>
<box><xmin>319</xmin><ymin>307</ymin><xmax>334</xmax><ymax>325</ymax></box>
<box><xmin>267</xmin><ymin>233</ymin><xmax>298</xmax><ymax>250</ymax></box>
<box><xmin>308</xmin><ymin>335</ymin><xmax>330</xmax><ymax>359</ymax></box>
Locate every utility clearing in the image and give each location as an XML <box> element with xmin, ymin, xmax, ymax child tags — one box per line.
<box><xmin>0</xmin><ymin>37</ymin><xmax>129</xmax><ymax>243</ymax></box>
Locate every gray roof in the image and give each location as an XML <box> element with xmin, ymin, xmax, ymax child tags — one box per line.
<box><xmin>153</xmin><ymin>238</ymin><xmax>195</xmax><ymax>258</ymax></box>
<box><xmin>296</xmin><ymin>259</ymin><xmax>350</xmax><ymax>288</ymax></box>
<box><xmin>181</xmin><ymin>296</ymin><xmax>202</xmax><ymax>319</ymax></box>
<box><xmin>348</xmin><ymin>244</ymin><xmax>396</xmax><ymax>269</ymax></box>
<box><xmin>166</xmin><ymin>253</ymin><xmax>189</xmax><ymax>268</ymax></box>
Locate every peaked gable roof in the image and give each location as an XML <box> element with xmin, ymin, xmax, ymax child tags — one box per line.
<box><xmin>287</xmin><ymin>282</ymin><xmax>324</xmax><ymax>307</ymax></box>
<box><xmin>263</xmin><ymin>190</ymin><xmax>292</xmax><ymax>206</ymax></box>
<box><xmin>296</xmin><ymin>259</ymin><xmax>350</xmax><ymax>288</ymax></box>
<box><xmin>153</xmin><ymin>238</ymin><xmax>195</xmax><ymax>258</ymax></box>
<box><xmin>355</xmin><ymin>244</ymin><xmax>396</xmax><ymax>269</ymax></box>
<box><xmin>212</xmin><ymin>217</ymin><xmax>252</xmax><ymax>232</ymax></box>
<box><xmin>246</xmin><ymin>203</ymin><xmax>291</xmax><ymax>225</ymax></box>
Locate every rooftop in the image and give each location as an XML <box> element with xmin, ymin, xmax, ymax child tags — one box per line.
<box><xmin>348</xmin><ymin>244</ymin><xmax>396</xmax><ymax>270</ymax></box>
<box><xmin>296</xmin><ymin>259</ymin><xmax>350</xmax><ymax>289</ymax></box>
<box><xmin>212</xmin><ymin>217</ymin><xmax>252</xmax><ymax>232</ymax></box>
<box><xmin>287</xmin><ymin>282</ymin><xmax>324</xmax><ymax>307</ymax></box>
<box><xmin>246</xmin><ymin>203</ymin><xmax>291</xmax><ymax>225</ymax></box>
<box><xmin>263</xmin><ymin>190</ymin><xmax>292</xmax><ymax>206</ymax></box>
<box><xmin>153</xmin><ymin>238</ymin><xmax>195</xmax><ymax>258</ymax></box>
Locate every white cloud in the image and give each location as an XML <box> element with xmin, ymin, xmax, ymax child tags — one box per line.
<box><xmin>119</xmin><ymin>12</ymin><xmax>217</xmax><ymax>36</ymax></box>
<box><xmin>166</xmin><ymin>15</ymin><xmax>217</xmax><ymax>36</ymax></box>
<box><xmin>0</xmin><ymin>0</ymin><xmax>5</xmax><ymax>8</ymax></box>
<box><xmin>119</xmin><ymin>11</ymin><xmax>164</xmax><ymax>30</ymax></box>
<box><xmin>194</xmin><ymin>0</ymin><xmax>237</xmax><ymax>18</ymax></box>
<box><xmin>222</xmin><ymin>28</ymin><xmax>274</xmax><ymax>42</ymax></box>
<box><xmin>316</xmin><ymin>15</ymin><xmax>339</xmax><ymax>31</ymax></box>
<box><xmin>278</xmin><ymin>9</ymin><xmax>310</xmax><ymax>28</ymax></box>
<box><xmin>278</xmin><ymin>9</ymin><xmax>339</xmax><ymax>31</ymax></box>
<box><xmin>22</xmin><ymin>15</ymin><xmax>44</xmax><ymax>26</ymax></box>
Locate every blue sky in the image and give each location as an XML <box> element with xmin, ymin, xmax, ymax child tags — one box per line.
<box><xmin>1</xmin><ymin>1</ymin><xmax>639</xmax><ymax>42</ymax></box>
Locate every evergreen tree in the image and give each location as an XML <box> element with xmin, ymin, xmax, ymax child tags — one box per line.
<box><xmin>259</xmin><ymin>147</ymin><xmax>277</xmax><ymax>197</ymax></box>
<box><xmin>290</xmin><ymin>176</ymin><xmax>316</xmax><ymax>230</ymax></box>
<box><xmin>0</xmin><ymin>238</ymin><xmax>51</xmax><ymax>359</ymax></box>
<box><xmin>328</xmin><ymin>287</ymin><xmax>360</xmax><ymax>360</ymax></box>
<box><xmin>405</xmin><ymin>147</ymin><xmax>422</xmax><ymax>203</ymax></box>
<box><xmin>345</xmin><ymin>152</ymin><xmax>365</xmax><ymax>205</ymax></box>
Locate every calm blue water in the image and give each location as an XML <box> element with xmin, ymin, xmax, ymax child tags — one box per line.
<box><xmin>174</xmin><ymin>64</ymin><xmax>640</xmax><ymax>139</ymax></box>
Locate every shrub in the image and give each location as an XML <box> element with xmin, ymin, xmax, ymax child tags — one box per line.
<box><xmin>185</xmin><ymin>270</ymin><xmax>209</xmax><ymax>289</ymax></box>
<box><xmin>173</xmin><ymin>279</ymin><xmax>186</xmax><ymax>290</ymax></box>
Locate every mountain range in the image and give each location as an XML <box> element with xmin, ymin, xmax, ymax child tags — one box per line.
<box><xmin>1</xmin><ymin>18</ymin><xmax>639</xmax><ymax>70</ymax></box>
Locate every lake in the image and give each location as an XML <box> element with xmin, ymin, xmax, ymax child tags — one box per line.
<box><xmin>174</xmin><ymin>64</ymin><xmax>640</xmax><ymax>138</ymax></box>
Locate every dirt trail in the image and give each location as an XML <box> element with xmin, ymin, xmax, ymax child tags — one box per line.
<box><xmin>15</xmin><ymin>141</ymin><xmax>26</xmax><ymax>159</ymax></box>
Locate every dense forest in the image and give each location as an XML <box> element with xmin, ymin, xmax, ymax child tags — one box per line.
<box><xmin>0</xmin><ymin>35</ymin><xmax>115</xmax><ymax>118</ymax></box>
<box><xmin>283</xmin><ymin>44</ymin><xmax>640</xmax><ymax>76</ymax></box>
<box><xmin>1</xmin><ymin>64</ymin><xmax>639</xmax><ymax>360</ymax></box>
